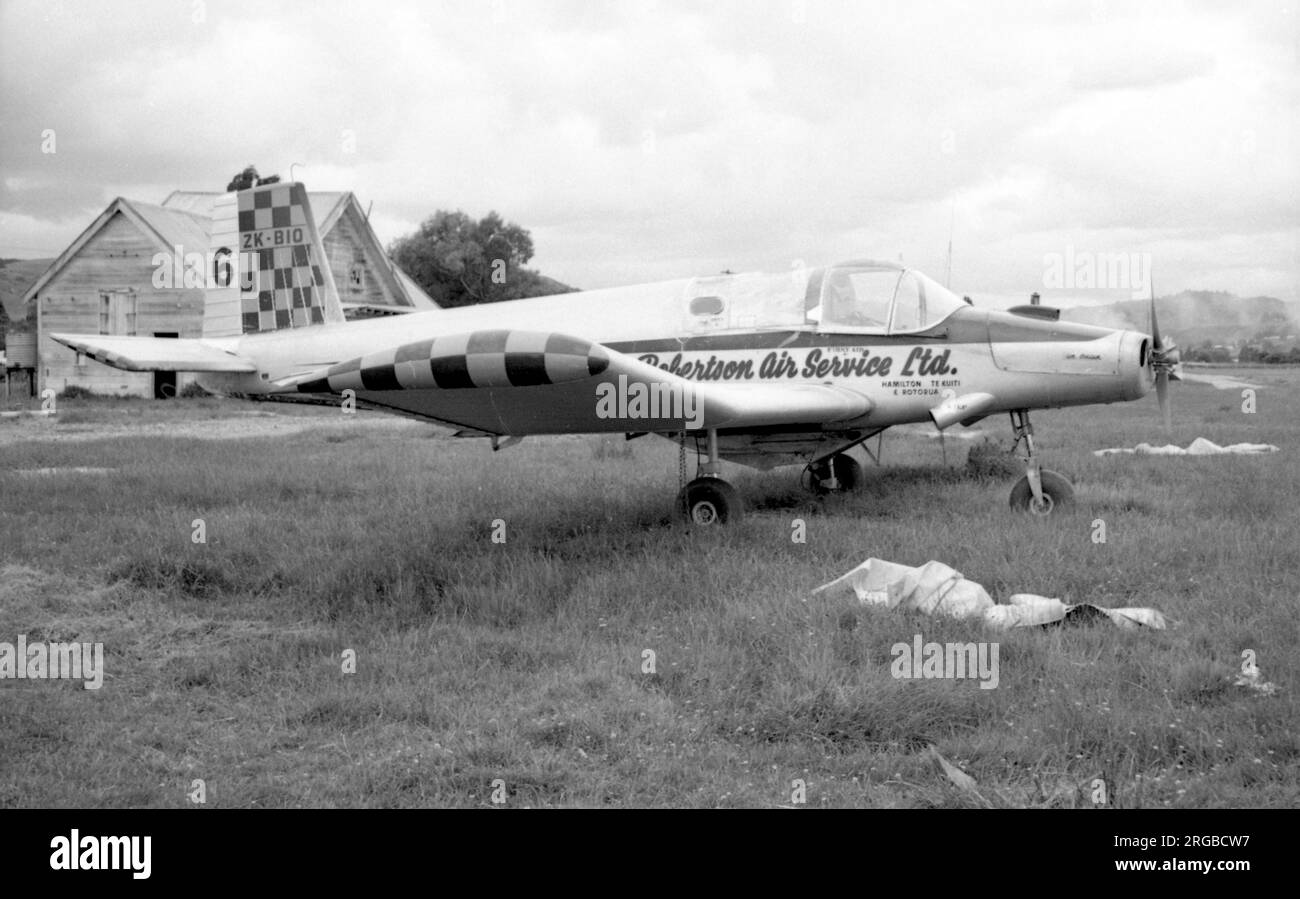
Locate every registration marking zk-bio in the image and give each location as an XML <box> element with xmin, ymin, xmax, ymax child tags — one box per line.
<box><xmin>241</xmin><ymin>227</ymin><xmax>305</xmax><ymax>249</ymax></box>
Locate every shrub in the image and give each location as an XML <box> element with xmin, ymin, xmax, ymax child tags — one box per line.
<box><xmin>179</xmin><ymin>381</ymin><xmax>212</xmax><ymax>398</ymax></box>
<box><xmin>965</xmin><ymin>439</ymin><xmax>1022</xmax><ymax>479</ymax></box>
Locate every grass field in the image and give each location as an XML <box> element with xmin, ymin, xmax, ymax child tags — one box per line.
<box><xmin>1</xmin><ymin>369</ymin><xmax>1296</xmax><ymax>808</ymax></box>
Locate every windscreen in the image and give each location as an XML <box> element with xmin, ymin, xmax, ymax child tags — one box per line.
<box><xmin>812</xmin><ymin>264</ymin><xmax>966</xmax><ymax>333</ymax></box>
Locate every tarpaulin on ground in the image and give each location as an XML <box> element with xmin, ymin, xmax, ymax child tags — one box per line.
<box><xmin>1094</xmin><ymin>437</ymin><xmax>1278</xmax><ymax>456</ymax></box>
<box><xmin>812</xmin><ymin>558</ymin><xmax>1165</xmax><ymax>630</ymax></box>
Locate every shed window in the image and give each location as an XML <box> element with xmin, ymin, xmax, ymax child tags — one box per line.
<box><xmin>97</xmin><ymin>290</ymin><xmax>138</xmax><ymax>335</ymax></box>
<box><xmin>349</xmin><ymin>263</ymin><xmax>365</xmax><ymax>291</ymax></box>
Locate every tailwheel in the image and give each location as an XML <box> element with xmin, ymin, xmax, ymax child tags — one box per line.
<box><xmin>807</xmin><ymin>453</ymin><xmax>862</xmax><ymax>495</ymax></box>
<box><xmin>678</xmin><ymin>477</ymin><xmax>742</xmax><ymax>526</ymax></box>
<box><xmin>1009</xmin><ymin>469</ymin><xmax>1074</xmax><ymax>516</ymax></box>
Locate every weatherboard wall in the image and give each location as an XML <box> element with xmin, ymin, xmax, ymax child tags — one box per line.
<box><xmin>321</xmin><ymin>207</ymin><xmax>403</xmax><ymax>308</ymax></box>
<box><xmin>36</xmin><ymin>212</ymin><xmax>203</xmax><ymax>396</ymax></box>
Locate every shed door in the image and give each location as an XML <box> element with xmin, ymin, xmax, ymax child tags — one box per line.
<box><xmin>153</xmin><ymin>332</ymin><xmax>178</xmax><ymax>398</ymax></box>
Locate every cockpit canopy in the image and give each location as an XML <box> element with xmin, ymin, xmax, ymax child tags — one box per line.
<box><xmin>808</xmin><ymin>261</ymin><xmax>967</xmax><ymax>334</ymax></box>
<box><xmin>678</xmin><ymin>260</ymin><xmax>967</xmax><ymax>335</ymax></box>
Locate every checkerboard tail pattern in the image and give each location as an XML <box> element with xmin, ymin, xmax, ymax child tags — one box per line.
<box><xmin>236</xmin><ymin>182</ymin><xmax>330</xmax><ymax>334</ymax></box>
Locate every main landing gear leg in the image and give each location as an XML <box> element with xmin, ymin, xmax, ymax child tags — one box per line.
<box><xmin>800</xmin><ymin>430</ymin><xmax>882</xmax><ymax>496</ymax></box>
<box><xmin>804</xmin><ymin>453</ymin><xmax>863</xmax><ymax>495</ymax></box>
<box><xmin>677</xmin><ymin>429</ymin><xmax>743</xmax><ymax>525</ymax></box>
<box><xmin>1007</xmin><ymin>409</ymin><xmax>1074</xmax><ymax>515</ymax></box>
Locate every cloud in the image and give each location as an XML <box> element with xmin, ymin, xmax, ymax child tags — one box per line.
<box><xmin>1068</xmin><ymin>50</ymin><xmax>1215</xmax><ymax>92</ymax></box>
<box><xmin>0</xmin><ymin>0</ymin><xmax>1295</xmax><ymax>303</ymax></box>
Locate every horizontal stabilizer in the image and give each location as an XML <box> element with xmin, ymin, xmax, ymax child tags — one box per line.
<box><xmin>50</xmin><ymin>334</ymin><xmax>256</xmax><ymax>372</ymax></box>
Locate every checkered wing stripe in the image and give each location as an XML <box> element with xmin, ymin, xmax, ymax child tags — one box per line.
<box><xmin>296</xmin><ymin>331</ymin><xmax>610</xmax><ymax>394</ymax></box>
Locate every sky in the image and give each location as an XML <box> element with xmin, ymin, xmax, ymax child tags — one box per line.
<box><xmin>1</xmin><ymin>0</ymin><xmax>1296</xmax><ymax>308</ymax></box>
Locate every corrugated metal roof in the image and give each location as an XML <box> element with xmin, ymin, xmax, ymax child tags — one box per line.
<box><xmin>129</xmin><ymin>201</ymin><xmax>211</xmax><ymax>254</ymax></box>
<box><xmin>158</xmin><ymin>191</ymin><xmax>221</xmax><ymax>216</ymax></box>
<box><xmin>393</xmin><ymin>264</ymin><xmax>439</xmax><ymax>308</ymax></box>
<box><xmin>22</xmin><ymin>198</ymin><xmax>212</xmax><ymax>303</ymax></box>
<box><xmin>310</xmin><ymin>193</ymin><xmax>350</xmax><ymax>234</ymax></box>
<box><xmin>163</xmin><ymin>190</ymin><xmax>349</xmax><ymax>230</ymax></box>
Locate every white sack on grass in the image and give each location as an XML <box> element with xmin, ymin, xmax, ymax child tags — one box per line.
<box><xmin>1095</xmin><ymin>437</ymin><xmax>1278</xmax><ymax>457</ymax></box>
<box><xmin>989</xmin><ymin>594</ymin><xmax>1166</xmax><ymax>630</ymax></box>
<box><xmin>812</xmin><ymin>558</ymin><xmax>994</xmax><ymax>619</ymax></box>
<box><xmin>812</xmin><ymin>558</ymin><xmax>1165</xmax><ymax>631</ymax></box>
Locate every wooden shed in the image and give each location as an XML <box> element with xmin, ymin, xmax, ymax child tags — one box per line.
<box><xmin>24</xmin><ymin>189</ymin><xmax>437</xmax><ymax>397</ymax></box>
<box><xmin>23</xmin><ymin>198</ymin><xmax>209</xmax><ymax>398</ymax></box>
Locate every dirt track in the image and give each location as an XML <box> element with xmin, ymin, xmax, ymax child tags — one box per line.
<box><xmin>0</xmin><ymin>409</ymin><xmax>434</xmax><ymax>446</ymax></box>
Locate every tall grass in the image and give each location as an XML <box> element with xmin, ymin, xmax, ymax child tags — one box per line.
<box><xmin>1</xmin><ymin>371</ymin><xmax>1296</xmax><ymax>807</ymax></box>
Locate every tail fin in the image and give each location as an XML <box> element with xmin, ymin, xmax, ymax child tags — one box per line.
<box><xmin>203</xmin><ymin>181</ymin><xmax>346</xmax><ymax>337</ymax></box>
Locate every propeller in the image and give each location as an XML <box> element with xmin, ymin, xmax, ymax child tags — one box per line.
<box><xmin>1148</xmin><ymin>277</ymin><xmax>1182</xmax><ymax>430</ymax></box>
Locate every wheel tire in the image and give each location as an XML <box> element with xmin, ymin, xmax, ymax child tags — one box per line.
<box><xmin>1009</xmin><ymin>469</ymin><xmax>1074</xmax><ymax>515</ymax></box>
<box><xmin>830</xmin><ymin>454</ymin><xmax>862</xmax><ymax>492</ymax></box>
<box><xmin>810</xmin><ymin>454</ymin><xmax>862</xmax><ymax>495</ymax></box>
<box><xmin>679</xmin><ymin>477</ymin><xmax>742</xmax><ymax>525</ymax></box>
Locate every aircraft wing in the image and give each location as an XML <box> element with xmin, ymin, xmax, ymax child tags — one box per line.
<box><xmin>49</xmin><ymin>334</ymin><xmax>257</xmax><ymax>372</ymax></box>
<box><xmin>685</xmin><ymin>380</ymin><xmax>871</xmax><ymax>429</ymax></box>
<box><xmin>281</xmin><ymin>329</ymin><xmax>870</xmax><ymax>434</ymax></box>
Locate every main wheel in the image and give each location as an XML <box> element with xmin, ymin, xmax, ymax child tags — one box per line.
<box><xmin>809</xmin><ymin>454</ymin><xmax>862</xmax><ymax>495</ymax></box>
<box><xmin>678</xmin><ymin>477</ymin><xmax>742</xmax><ymax>525</ymax></box>
<box><xmin>1009</xmin><ymin>469</ymin><xmax>1074</xmax><ymax>515</ymax></box>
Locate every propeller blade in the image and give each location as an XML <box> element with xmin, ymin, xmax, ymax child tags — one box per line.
<box><xmin>1149</xmin><ymin>274</ymin><xmax>1173</xmax><ymax>430</ymax></box>
<box><xmin>1149</xmin><ymin>277</ymin><xmax>1163</xmax><ymax>350</ymax></box>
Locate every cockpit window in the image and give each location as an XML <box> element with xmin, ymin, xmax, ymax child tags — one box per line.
<box><xmin>825</xmin><ymin>269</ymin><xmax>896</xmax><ymax>329</ymax></box>
<box><xmin>904</xmin><ymin>270</ymin><xmax>967</xmax><ymax>331</ymax></box>
<box><xmin>812</xmin><ymin>264</ymin><xmax>966</xmax><ymax>334</ymax></box>
<box><xmin>891</xmin><ymin>272</ymin><xmax>924</xmax><ymax>331</ymax></box>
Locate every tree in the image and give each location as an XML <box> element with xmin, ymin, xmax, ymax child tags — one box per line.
<box><xmin>225</xmin><ymin>165</ymin><xmax>281</xmax><ymax>192</ymax></box>
<box><xmin>388</xmin><ymin>210</ymin><xmax>574</xmax><ymax>307</ymax></box>
<box><xmin>1183</xmin><ymin>340</ymin><xmax>1233</xmax><ymax>364</ymax></box>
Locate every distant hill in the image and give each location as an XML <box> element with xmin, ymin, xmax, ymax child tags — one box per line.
<box><xmin>530</xmin><ymin>273</ymin><xmax>577</xmax><ymax>297</ymax></box>
<box><xmin>0</xmin><ymin>258</ymin><xmax>53</xmax><ymax>329</ymax></box>
<box><xmin>1061</xmin><ymin>290</ymin><xmax>1299</xmax><ymax>346</ymax></box>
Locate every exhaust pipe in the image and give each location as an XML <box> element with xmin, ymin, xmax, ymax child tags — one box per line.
<box><xmin>929</xmin><ymin>392</ymin><xmax>996</xmax><ymax>430</ymax></box>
